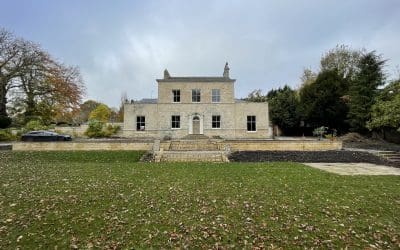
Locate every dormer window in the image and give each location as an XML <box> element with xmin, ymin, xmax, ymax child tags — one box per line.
<box><xmin>192</xmin><ymin>89</ymin><xmax>201</xmax><ymax>102</ymax></box>
<box><xmin>172</xmin><ymin>89</ymin><xmax>180</xmax><ymax>103</ymax></box>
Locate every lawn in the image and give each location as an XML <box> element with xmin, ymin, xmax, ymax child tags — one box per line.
<box><xmin>0</xmin><ymin>151</ymin><xmax>399</xmax><ymax>249</ymax></box>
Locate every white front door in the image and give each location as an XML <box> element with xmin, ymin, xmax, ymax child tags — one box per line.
<box><xmin>192</xmin><ymin>116</ymin><xmax>200</xmax><ymax>134</ymax></box>
<box><xmin>189</xmin><ymin>114</ymin><xmax>203</xmax><ymax>134</ymax></box>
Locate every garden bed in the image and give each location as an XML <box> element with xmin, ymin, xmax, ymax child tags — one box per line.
<box><xmin>229</xmin><ymin>150</ymin><xmax>398</xmax><ymax>167</ymax></box>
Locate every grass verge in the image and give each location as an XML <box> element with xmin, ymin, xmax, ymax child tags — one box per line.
<box><xmin>0</xmin><ymin>151</ymin><xmax>399</xmax><ymax>248</ymax></box>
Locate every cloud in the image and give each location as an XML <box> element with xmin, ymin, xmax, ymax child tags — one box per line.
<box><xmin>2</xmin><ymin>0</ymin><xmax>400</xmax><ymax>106</ymax></box>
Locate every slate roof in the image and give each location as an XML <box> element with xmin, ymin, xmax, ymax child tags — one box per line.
<box><xmin>235</xmin><ymin>98</ymin><xmax>246</xmax><ymax>103</ymax></box>
<box><xmin>134</xmin><ymin>98</ymin><xmax>251</xmax><ymax>104</ymax></box>
<box><xmin>136</xmin><ymin>98</ymin><xmax>158</xmax><ymax>104</ymax></box>
<box><xmin>157</xmin><ymin>77</ymin><xmax>235</xmax><ymax>83</ymax></box>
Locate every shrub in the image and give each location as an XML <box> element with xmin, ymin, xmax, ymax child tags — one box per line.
<box><xmin>313</xmin><ymin>126</ymin><xmax>328</xmax><ymax>140</ymax></box>
<box><xmin>0</xmin><ymin>115</ymin><xmax>12</xmax><ymax>129</ymax></box>
<box><xmin>24</xmin><ymin>120</ymin><xmax>47</xmax><ymax>132</ymax></box>
<box><xmin>85</xmin><ymin>120</ymin><xmax>105</xmax><ymax>138</ymax></box>
<box><xmin>105</xmin><ymin>124</ymin><xmax>121</xmax><ymax>136</ymax></box>
<box><xmin>0</xmin><ymin>129</ymin><xmax>17</xmax><ymax>141</ymax></box>
<box><xmin>85</xmin><ymin>120</ymin><xmax>121</xmax><ymax>138</ymax></box>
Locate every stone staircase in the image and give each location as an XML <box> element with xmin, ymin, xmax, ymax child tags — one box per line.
<box><xmin>375</xmin><ymin>151</ymin><xmax>400</xmax><ymax>165</ymax></box>
<box><xmin>153</xmin><ymin>138</ymin><xmax>229</xmax><ymax>162</ymax></box>
<box><xmin>160</xmin><ymin>150</ymin><xmax>228</xmax><ymax>162</ymax></box>
<box><xmin>169</xmin><ymin>140</ymin><xmax>222</xmax><ymax>151</ymax></box>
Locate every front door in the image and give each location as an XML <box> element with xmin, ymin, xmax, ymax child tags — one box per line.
<box><xmin>192</xmin><ymin>116</ymin><xmax>200</xmax><ymax>134</ymax></box>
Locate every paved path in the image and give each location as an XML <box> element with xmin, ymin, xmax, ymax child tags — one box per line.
<box><xmin>304</xmin><ymin>162</ymin><xmax>400</xmax><ymax>175</ymax></box>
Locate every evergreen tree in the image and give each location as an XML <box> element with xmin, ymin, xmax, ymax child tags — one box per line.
<box><xmin>367</xmin><ymin>79</ymin><xmax>400</xmax><ymax>132</ymax></box>
<box><xmin>267</xmin><ymin>86</ymin><xmax>300</xmax><ymax>133</ymax></box>
<box><xmin>299</xmin><ymin>70</ymin><xmax>349</xmax><ymax>132</ymax></box>
<box><xmin>347</xmin><ymin>52</ymin><xmax>385</xmax><ymax>133</ymax></box>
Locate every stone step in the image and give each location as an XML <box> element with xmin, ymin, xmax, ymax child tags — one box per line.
<box><xmin>375</xmin><ymin>151</ymin><xmax>400</xmax><ymax>163</ymax></box>
<box><xmin>169</xmin><ymin>140</ymin><xmax>221</xmax><ymax>151</ymax></box>
<box><xmin>160</xmin><ymin>151</ymin><xmax>228</xmax><ymax>162</ymax></box>
<box><xmin>379</xmin><ymin>153</ymin><xmax>400</xmax><ymax>157</ymax></box>
<box><xmin>181</xmin><ymin>134</ymin><xmax>209</xmax><ymax>140</ymax></box>
<box><xmin>0</xmin><ymin>144</ymin><xmax>12</xmax><ymax>151</ymax></box>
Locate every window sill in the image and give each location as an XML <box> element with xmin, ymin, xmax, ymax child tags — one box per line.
<box><xmin>171</xmin><ymin>128</ymin><xmax>181</xmax><ymax>130</ymax></box>
<box><xmin>246</xmin><ymin>131</ymin><xmax>257</xmax><ymax>133</ymax></box>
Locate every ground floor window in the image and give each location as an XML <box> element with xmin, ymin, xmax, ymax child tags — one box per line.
<box><xmin>212</xmin><ymin>115</ymin><xmax>221</xmax><ymax>128</ymax></box>
<box><xmin>136</xmin><ymin>116</ymin><xmax>145</xmax><ymax>131</ymax></box>
<box><xmin>171</xmin><ymin>115</ymin><xmax>180</xmax><ymax>128</ymax></box>
<box><xmin>247</xmin><ymin>115</ymin><xmax>256</xmax><ymax>131</ymax></box>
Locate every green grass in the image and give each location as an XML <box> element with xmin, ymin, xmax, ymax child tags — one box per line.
<box><xmin>0</xmin><ymin>151</ymin><xmax>399</xmax><ymax>249</ymax></box>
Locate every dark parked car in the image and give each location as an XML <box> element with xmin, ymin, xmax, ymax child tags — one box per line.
<box><xmin>21</xmin><ymin>131</ymin><xmax>72</xmax><ymax>142</ymax></box>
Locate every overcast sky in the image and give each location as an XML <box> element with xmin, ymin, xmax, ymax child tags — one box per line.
<box><xmin>2</xmin><ymin>0</ymin><xmax>400</xmax><ymax>107</ymax></box>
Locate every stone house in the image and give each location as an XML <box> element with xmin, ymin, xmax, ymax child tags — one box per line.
<box><xmin>123</xmin><ymin>63</ymin><xmax>271</xmax><ymax>139</ymax></box>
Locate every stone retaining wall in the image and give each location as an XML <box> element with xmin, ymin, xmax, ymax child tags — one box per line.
<box><xmin>11</xmin><ymin>140</ymin><xmax>341</xmax><ymax>152</ymax></box>
<box><xmin>226</xmin><ymin>140</ymin><xmax>342</xmax><ymax>151</ymax></box>
<box><xmin>12</xmin><ymin>142</ymin><xmax>152</xmax><ymax>151</ymax></box>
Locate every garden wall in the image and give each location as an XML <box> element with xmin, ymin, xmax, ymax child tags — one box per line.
<box><xmin>11</xmin><ymin>140</ymin><xmax>341</xmax><ymax>152</ymax></box>
<box><xmin>55</xmin><ymin>123</ymin><xmax>124</xmax><ymax>137</ymax></box>
<box><xmin>12</xmin><ymin>142</ymin><xmax>152</xmax><ymax>151</ymax></box>
<box><xmin>226</xmin><ymin>140</ymin><xmax>342</xmax><ymax>151</ymax></box>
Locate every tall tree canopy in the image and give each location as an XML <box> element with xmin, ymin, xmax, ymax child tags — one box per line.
<box><xmin>267</xmin><ymin>85</ymin><xmax>300</xmax><ymax>133</ymax></box>
<box><xmin>246</xmin><ymin>46</ymin><xmax>392</xmax><ymax>136</ymax></box>
<box><xmin>89</xmin><ymin>104</ymin><xmax>111</xmax><ymax>123</ymax></box>
<box><xmin>320</xmin><ymin>45</ymin><xmax>362</xmax><ymax>80</ymax></box>
<box><xmin>367</xmin><ymin>79</ymin><xmax>400</xmax><ymax>132</ymax></box>
<box><xmin>0</xmin><ymin>29</ymin><xmax>28</xmax><ymax>126</ymax></box>
<box><xmin>244</xmin><ymin>89</ymin><xmax>268</xmax><ymax>102</ymax></box>
<box><xmin>77</xmin><ymin>100</ymin><xmax>101</xmax><ymax>124</ymax></box>
<box><xmin>347</xmin><ymin>51</ymin><xmax>385</xmax><ymax>133</ymax></box>
<box><xmin>0</xmin><ymin>28</ymin><xmax>84</xmax><ymax>126</ymax></box>
<box><xmin>299</xmin><ymin>70</ymin><xmax>349</xmax><ymax>132</ymax></box>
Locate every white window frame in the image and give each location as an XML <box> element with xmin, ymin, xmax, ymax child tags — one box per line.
<box><xmin>172</xmin><ymin>89</ymin><xmax>180</xmax><ymax>103</ymax></box>
<box><xmin>247</xmin><ymin>115</ymin><xmax>256</xmax><ymax>132</ymax></box>
<box><xmin>171</xmin><ymin>115</ymin><xmax>181</xmax><ymax>129</ymax></box>
<box><xmin>212</xmin><ymin>115</ymin><xmax>221</xmax><ymax>129</ymax></box>
<box><xmin>212</xmin><ymin>89</ymin><xmax>221</xmax><ymax>103</ymax></box>
<box><xmin>136</xmin><ymin>116</ymin><xmax>146</xmax><ymax>131</ymax></box>
<box><xmin>192</xmin><ymin>89</ymin><xmax>201</xmax><ymax>102</ymax></box>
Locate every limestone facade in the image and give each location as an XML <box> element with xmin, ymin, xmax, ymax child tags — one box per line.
<box><xmin>123</xmin><ymin>63</ymin><xmax>272</xmax><ymax>139</ymax></box>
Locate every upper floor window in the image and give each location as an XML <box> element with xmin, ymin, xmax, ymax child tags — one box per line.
<box><xmin>212</xmin><ymin>89</ymin><xmax>220</xmax><ymax>102</ymax></box>
<box><xmin>247</xmin><ymin>116</ymin><xmax>256</xmax><ymax>131</ymax></box>
<box><xmin>212</xmin><ymin>115</ymin><xmax>221</xmax><ymax>128</ymax></box>
<box><xmin>136</xmin><ymin>116</ymin><xmax>145</xmax><ymax>131</ymax></box>
<box><xmin>172</xmin><ymin>89</ymin><xmax>180</xmax><ymax>103</ymax></box>
<box><xmin>192</xmin><ymin>89</ymin><xmax>201</xmax><ymax>102</ymax></box>
<box><xmin>171</xmin><ymin>115</ymin><xmax>180</xmax><ymax>128</ymax></box>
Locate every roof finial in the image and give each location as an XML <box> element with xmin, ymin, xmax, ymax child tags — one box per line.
<box><xmin>164</xmin><ymin>69</ymin><xmax>170</xmax><ymax>79</ymax></box>
<box><xmin>223</xmin><ymin>62</ymin><xmax>230</xmax><ymax>78</ymax></box>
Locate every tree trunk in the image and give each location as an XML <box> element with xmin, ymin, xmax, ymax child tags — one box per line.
<box><xmin>0</xmin><ymin>80</ymin><xmax>7</xmax><ymax>117</ymax></box>
<box><xmin>24</xmin><ymin>95</ymin><xmax>36</xmax><ymax>118</ymax></box>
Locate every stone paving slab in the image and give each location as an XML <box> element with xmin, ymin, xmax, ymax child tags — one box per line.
<box><xmin>304</xmin><ymin>162</ymin><xmax>400</xmax><ymax>175</ymax></box>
